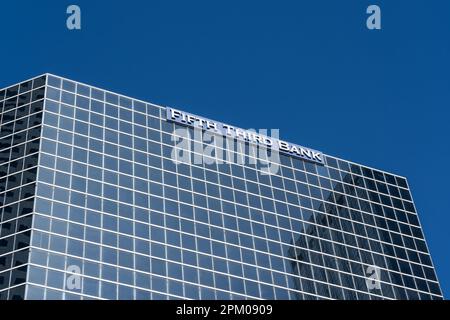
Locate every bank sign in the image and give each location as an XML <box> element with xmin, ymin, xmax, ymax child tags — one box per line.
<box><xmin>166</xmin><ymin>107</ymin><xmax>324</xmax><ymax>165</ymax></box>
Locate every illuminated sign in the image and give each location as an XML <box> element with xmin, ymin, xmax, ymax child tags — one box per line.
<box><xmin>166</xmin><ymin>107</ymin><xmax>324</xmax><ymax>165</ymax></box>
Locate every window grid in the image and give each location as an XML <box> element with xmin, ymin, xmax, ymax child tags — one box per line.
<box><xmin>0</xmin><ymin>74</ymin><xmax>442</xmax><ymax>300</ymax></box>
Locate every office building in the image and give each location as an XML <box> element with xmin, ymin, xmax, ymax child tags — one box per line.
<box><xmin>0</xmin><ymin>74</ymin><xmax>443</xmax><ymax>299</ymax></box>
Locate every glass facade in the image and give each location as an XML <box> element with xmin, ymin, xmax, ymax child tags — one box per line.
<box><xmin>0</xmin><ymin>74</ymin><xmax>443</xmax><ymax>300</ymax></box>
<box><xmin>0</xmin><ymin>75</ymin><xmax>44</xmax><ymax>299</ymax></box>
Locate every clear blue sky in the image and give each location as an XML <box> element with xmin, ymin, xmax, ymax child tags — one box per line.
<box><xmin>1</xmin><ymin>0</ymin><xmax>449</xmax><ymax>298</ymax></box>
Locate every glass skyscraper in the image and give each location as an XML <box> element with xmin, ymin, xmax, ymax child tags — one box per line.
<box><xmin>0</xmin><ymin>74</ymin><xmax>443</xmax><ymax>300</ymax></box>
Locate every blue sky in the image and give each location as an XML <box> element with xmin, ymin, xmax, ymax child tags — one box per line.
<box><xmin>1</xmin><ymin>0</ymin><xmax>449</xmax><ymax>298</ymax></box>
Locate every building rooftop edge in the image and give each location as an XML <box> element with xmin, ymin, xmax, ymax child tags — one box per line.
<box><xmin>1</xmin><ymin>72</ymin><xmax>409</xmax><ymax>182</ymax></box>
